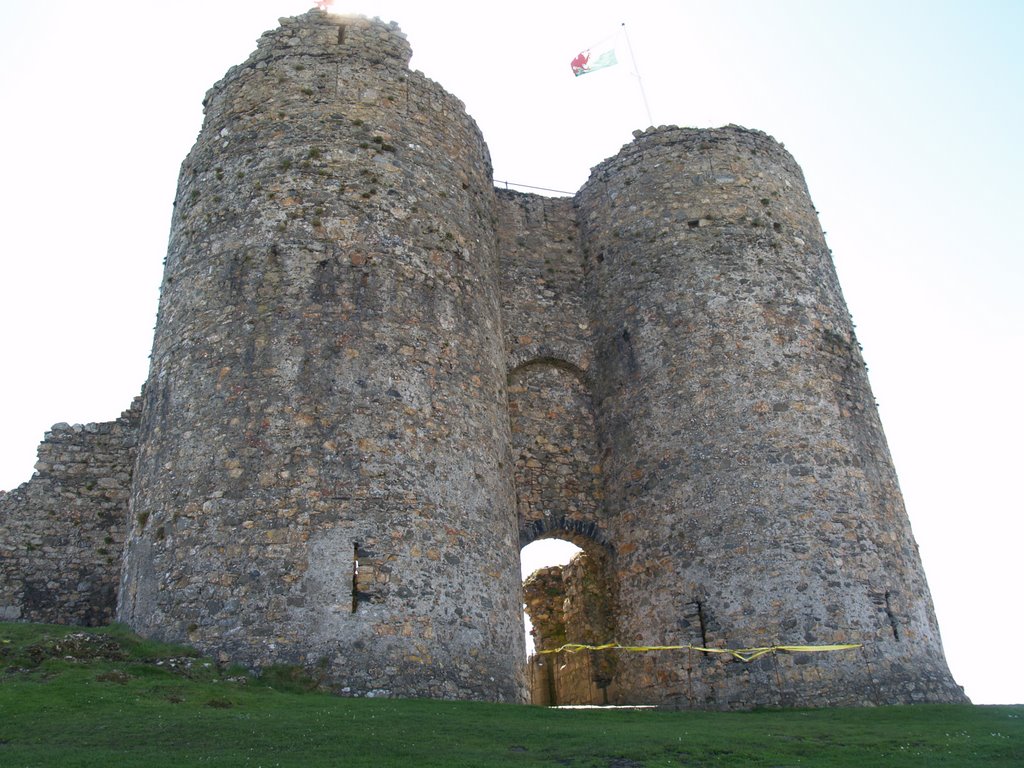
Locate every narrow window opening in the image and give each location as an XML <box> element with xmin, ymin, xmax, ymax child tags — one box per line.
<box><xmin>338</xmin><ymin>25</ymin><xmax>346</xmax><ymax>45</ymax></box>
<box><xmin>351</xmin><ymin>541</ymin><xmax>360</xmax><ymax>613</ymax></box>
<box><xmin>884</xmin><ymin>590</ymin><xmax>900</xmax><ymax>641</ymax></box>
<box><xmin>687</xmin><ymin>219</ymin><xmax>700</xmax><ymax>229</ymax></box>
<box><xmin>682</xmin><ymin>600</ymin><xmax>709</xmax><ymax>647</ymax></box>
<box><xmin>695</xmin><ymin>600</ymin><xmax>709</xmax><ymax>647</ymax></box>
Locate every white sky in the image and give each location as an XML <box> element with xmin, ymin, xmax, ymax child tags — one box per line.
<box><xmin>0</xmin><ymin>0</ymin><xmax>1020</xmax><ymax>705</ymax></box>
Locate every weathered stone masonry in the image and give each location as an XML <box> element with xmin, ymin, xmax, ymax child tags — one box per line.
<box><xmin>0</xmin><ymin>10</ymin><xmax>965</xmax><ymax>708</ymax></box>
<box><xmin>0</xmin><ymin>399</ymin><xmax>141</xmax><ymax>626</ymax></box>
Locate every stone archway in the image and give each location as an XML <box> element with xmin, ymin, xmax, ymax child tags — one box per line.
<box><xmin>507</xmin><ymin>358</ymin><xmax>618</xmax><ymax>704</ymax></box>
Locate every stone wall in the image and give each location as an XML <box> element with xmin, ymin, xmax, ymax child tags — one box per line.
<box><xmin>496</xmin><ymin>191</ymin><xmax>591</xmax><ymax>372</ymax></box>
<box><xmin>507</xmin><ymin>363</ymin><xmax>605</xmax><ymax>547</ymax></box>
<box><xmin>0</xmin><ymin>398</ymin><xmax>140</xmax><ymax>625</ymax></box>
<box><xmin>523</xmin><ymin>565</ymin><xmax>567</xmax><ymax>653</ymax></box>
<box><xmin>523</xmin><ymin>553</ymin><xmax>618</xmax><ymax>705</ymax></box>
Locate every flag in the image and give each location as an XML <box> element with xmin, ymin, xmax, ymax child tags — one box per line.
<box><xmin>315</xmin><ymin>0</ymin><xmax>334</xmax><ymax>10</ymax></box>
<box><xmin>571</xmin><ymin>40</ymin><xmax>618</xmax><ymax>77</ymax></box>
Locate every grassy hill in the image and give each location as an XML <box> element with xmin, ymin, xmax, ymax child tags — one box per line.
<box><xmin>1</xmin><ymin>622</ymin><xmax>1020</xmax><ymax>767</ymax></box>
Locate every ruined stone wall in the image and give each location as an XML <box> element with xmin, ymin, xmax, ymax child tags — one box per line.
<box><xmin>577</xmin><ymin>125</ymin><xmax>965</xmax><ymax>707</ymax></box>
<box><xmin>523</xmin><ymin>565</ymin><xmax>567</xmax><ymax>653</ymax></box>
<box><xmin>118</xmin><ymin>11</ymin><xmax>524</xmax><ymax>702</ymax></box>
<box><xmin>0</xmin><ymin>399</ymin><xmax>140</xmax><ymax>625</ymax></box>
<box><xmin>523</xmin><ymin>553</ymin><xmax>618</xmax><ymax>705</ymax></box>
<box><xmin>562</xmin><ymin>552</ymin><xmax>616</xmax><ymax>650</ymax></box>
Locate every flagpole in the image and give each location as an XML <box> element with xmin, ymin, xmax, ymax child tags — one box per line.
<box><xmin>621</xmin><ymin>23</ymin><xmax>654</xmax><ymax>127</ymax></box>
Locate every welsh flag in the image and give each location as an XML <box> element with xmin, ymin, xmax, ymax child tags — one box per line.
<box><xmin>571</xmin><ymin>40</ymin><xmax>618</xmax><ymax>77</ymax></box>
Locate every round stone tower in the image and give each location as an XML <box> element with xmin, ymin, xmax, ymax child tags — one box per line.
<box><xmin>576</xmin><ymin>126</ymin><xmax>966</xmax><ymax>707</ymax></box>
<box><xmin>119</xmin><ymin>11</ymin><xmax>524</xmax><ymax>701</ymax></box>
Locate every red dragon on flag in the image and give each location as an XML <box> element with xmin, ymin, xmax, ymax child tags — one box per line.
<box><xmin>570</xmin><ymin>40</ymin><xmax>618</xmax><ymax>77</ymax></box>
<box><xmin>571</xmin><ymin>50</ymin><xmax>591</xmax><ymax>76</ymax></box>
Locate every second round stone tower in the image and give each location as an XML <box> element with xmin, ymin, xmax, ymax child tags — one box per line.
<box><xmin>119</xmin><ymin>12</ymin><xmax>525</xmax><ymax>701</ymax></box>
<box><xmin>576</xmin><ymin>126</ymin><xmax>964</xmax><ymax>707</ymax></box>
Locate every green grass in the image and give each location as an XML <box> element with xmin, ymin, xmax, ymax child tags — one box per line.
<box><xmin>1</xmin><ymin>622</ymin><xmax>1021</xmax><ymax>767</ymax></box>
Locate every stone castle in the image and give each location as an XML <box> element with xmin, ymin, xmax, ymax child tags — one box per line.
<box><xmin>0</xmin><ymin>10</ymin><xmax>966</xmax><ymax>708</ymax></box>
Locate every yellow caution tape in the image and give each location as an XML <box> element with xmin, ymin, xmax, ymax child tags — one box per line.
<box><xmin>538</xmin><ymin>642</ymin><xmax>862</xmax><ymax>663</ymax></box>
